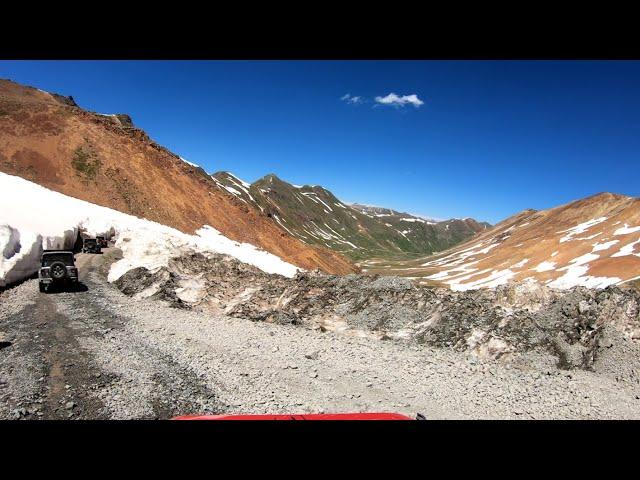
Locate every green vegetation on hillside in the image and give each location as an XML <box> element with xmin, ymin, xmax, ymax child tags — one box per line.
<box><xmin>71</xmin><ymin>146</ymin><xmax>102</xmax><ymax>181</ymax></box>
<box><xmin>211</xmin><ymin>171</ymin><xmax>490</xmax><ymax>262</ymax></box>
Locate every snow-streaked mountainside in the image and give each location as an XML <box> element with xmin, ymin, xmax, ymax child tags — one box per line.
<box><xmin>362</xmin><ymin>192</ymin><xmax>640</xmax><ymax>290</ymax></box>
<box><xmin>211</xmin><ymin>172</ymin><xmax>490</xmax><ymax>261</ymax></box>
<box><xmin>0</xmin><ymin>172</ymin><xmax>299</xmax><ymax>287</ymax></box>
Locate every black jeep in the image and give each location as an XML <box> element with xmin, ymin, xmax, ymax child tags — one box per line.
<box><xmin>82</xmin><ymin>238</ymin><xmax>102</xmax><ymax>254</ymax></box>
<box><xmin>39</xmin><ymin>251</ymin><xmax>79</xmax><ymax>293</ymax></box>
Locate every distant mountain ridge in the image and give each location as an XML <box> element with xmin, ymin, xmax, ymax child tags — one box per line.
<box><xmin>348</xmin><ymin>203</ymin><xmax>440</xmax><ymax>222</ymax></box>
<box><xmin>211</xmin><ymin>171</ymin><xmax>490</xmax><ymax>260</ymax></box>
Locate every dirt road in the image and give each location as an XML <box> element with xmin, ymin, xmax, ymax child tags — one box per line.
<box><xmin>0</xmin><ymin>250</ymin><xmax>220</xmax><ymax>419</ymax></box>
<box><xmin>1</xmin><ymin>249</ymin><xmax>639</xmax><ymax>419</ymax></box>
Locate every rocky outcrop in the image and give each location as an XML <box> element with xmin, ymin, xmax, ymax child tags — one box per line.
<box><xmin>113</xmin><ymin>114</ymin><xmax>133</xmax><ymax>127</ymax></box>
<box><xmin>114</xmin><ymin>252</ymin><xmax>640</xmax><ymax>375</ymax></box>
<box><xmin>51</xmin><ymin>93</ymin><xmax>78</xmax><ymax>107</ymax></box>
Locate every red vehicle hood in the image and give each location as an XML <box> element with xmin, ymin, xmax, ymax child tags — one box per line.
<box><xmin>173</xmin><ymin>412</ymin><xmax>414</xmax><ymax>420</ymax></box>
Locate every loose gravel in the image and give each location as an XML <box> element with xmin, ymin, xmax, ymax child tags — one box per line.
<box><xmin>1</xmin><ymin>249</ymin><xmax>639</xmax><ymax>419</ymax></box>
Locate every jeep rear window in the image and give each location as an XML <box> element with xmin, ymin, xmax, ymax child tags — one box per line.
<box><xmin>42</xmin><ymin>253</ymin><xmax>74</xmax><ymax>266</ymax></box>
<box><xmin>85</xmin><ymin>239</ymin><xmax>97</xmax><ymax>244</ymax></box>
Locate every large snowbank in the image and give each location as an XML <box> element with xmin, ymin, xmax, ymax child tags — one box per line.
<box><xmin>0</xmin><ymin>172</ymin><xmax>299</xmax><ymax>287</ymax></box>
<box><xmin>0</xmin><ymin>225</ymin><xmax>43</xmax><ymax>286</ymax></box>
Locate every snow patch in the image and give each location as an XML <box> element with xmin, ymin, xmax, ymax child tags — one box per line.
<box><xmin>557</xmin><ymin>217</ymin><xmax>607</xmax><ymax>243</ymax></box>
<box><xmin>425</xmin><ymin>270</ymin><xmax>452</xmax><ymax>281</ymax></box>
<box><xmin>312</xmin><ymin>194</ymin><xmax>334</xmax><ymax>212</ymax></box>
<box><xmin>179</xmin><ymin>156</ymin><xmax>199</xmax><ymax>168</ymax></box>
<box><xmin>547</xmin><ymin>252</ymin><xmax>619</xmax><ymax>289</ymax></box>
<box><xmin>511</xmin><ymin>258</ymin><xmax>529</xmax><ymax>269</ymax></box>
<box><xmin>611</xmin><ymin>238</ymin><xmax>640</xmax><ymax>258</ymax></box>
<box><xmin>451</xmin><ymin>268</ymin><xmax>517</xmax><ymax>291</ymax></box>
<box><xmin>614</xmin><ymin>224</ymin><xmax>640</xmax><ymax>235</ymax></box>
<box><xmin>531</xmin><ymin>261</ymin><xmax>556</xmax><ymax>273</ymax></box>
<box><xmin>224</xmin><ymin>173</ymin><xmax>256</xmax><ymax>202</ymax></box>
<box><xmin>227</xmin><ymin>172</ymin><xmax>251</xmax><ymax>189</ymax></box>
<box><xmin>222</xmin><ymin>185</ymin><xmax>242</xmax><ymax>196</ymax></box>
<box><xmin>400</xmin><ymin>218</ymin><xmax>429</xmax><ymax>224</ymax></box>
<box><xmin>592</xmin><ymin>240</ymin><xmax>619</xmax><ymax>252</ymax></box>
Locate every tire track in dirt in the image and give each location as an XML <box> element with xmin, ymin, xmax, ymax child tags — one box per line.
<box><xmin>50</xmin><ymin>250</ymin><xmax>222</xmax><ymax>419</ymax></box>
<box><xmin>1</xmin><ymin>250</ymin><xmax>222</xmax><ymax>419</ymax></box>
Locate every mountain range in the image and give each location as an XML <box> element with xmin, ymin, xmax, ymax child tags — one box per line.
<box><xmin>2</xmin><ymin>78</ymin><xmax>639</xmax><ymax>290</ymax></box>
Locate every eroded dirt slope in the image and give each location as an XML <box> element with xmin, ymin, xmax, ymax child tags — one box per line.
<box><xmin>0</xmin><ymin>79</ymin><xmax>356</xmax><ymax>274</ymax></box>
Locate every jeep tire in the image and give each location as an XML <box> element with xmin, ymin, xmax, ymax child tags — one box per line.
<box><xmin>49</xmin><ymin>261</ymin><xmax>68</xmax><ymax>281</ymax></box>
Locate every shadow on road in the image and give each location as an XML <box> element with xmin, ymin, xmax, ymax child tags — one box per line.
<box><xmin>43</xmin><ymin>282</ymin><xmax>89</xmax><ymax>294</ymax></box>
<box><xmin>0</xmin><ymin>272</ymin><xmax>39</xmax><ymax>294</ymax></box>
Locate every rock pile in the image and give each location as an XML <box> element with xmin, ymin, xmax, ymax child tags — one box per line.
<box><xmin>115</xmin><ymin>252</ymin><xmax>640</xmax><ymax>373</ymax></box>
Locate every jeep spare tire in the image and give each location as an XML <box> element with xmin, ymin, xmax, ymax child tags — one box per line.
<box><xmin>49</xmin><ymin>261</ymin><xmax>67</xmax><ymax>280</ymax></box>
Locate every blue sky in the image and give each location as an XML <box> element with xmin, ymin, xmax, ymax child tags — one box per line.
<box><xmin>2</xmin><ymin>60</ymin><xmax>639</xmax><ymax>224</ymax></box>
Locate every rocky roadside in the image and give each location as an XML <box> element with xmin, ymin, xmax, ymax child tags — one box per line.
<box><xmin>88</xmin><ymin>267</ymin><xmax>640</xmax><ymax>419</ymax></box>
<box><xmin>115</xmin><ymin>252</ymin><xmax>640</xmax><ymax>378</ymax></box>
<box><xmin>2</xmin><ymin>249</ymin><xmax>640</xmax><ymax>419</ymax></box>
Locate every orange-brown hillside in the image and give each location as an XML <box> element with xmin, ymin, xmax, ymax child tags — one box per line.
<box><xmin>362</xmin><ymin>192</ymin><xmax>640</xmax><ymax>289</ymax></box>
<box><xmin>0</xmin><ymin>79</ymin><xmax>357</xmax><ymax>274</ymax></box>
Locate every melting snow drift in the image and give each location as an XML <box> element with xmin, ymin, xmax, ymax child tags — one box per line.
<box><xmin>0</xmin><ymin>172</ymin><xmax>299</xmax><ymax>287</ymax></box>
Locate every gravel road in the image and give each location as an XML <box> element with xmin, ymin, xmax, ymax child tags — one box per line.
<box><xmin>1</xmin><ymin>248</ymin><xmax>639</xmax><ymax>419</ymax></box>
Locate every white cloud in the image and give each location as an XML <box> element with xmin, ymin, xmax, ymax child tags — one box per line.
<box><xmin>374</xmin><ymin>92</ymin><xmax>424</xmax><ymax>108</ymax></box>
<box><xmin>340</xmin><ymin>93</ymin><xmax>364</xmax><ymax>105</ymax></box>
